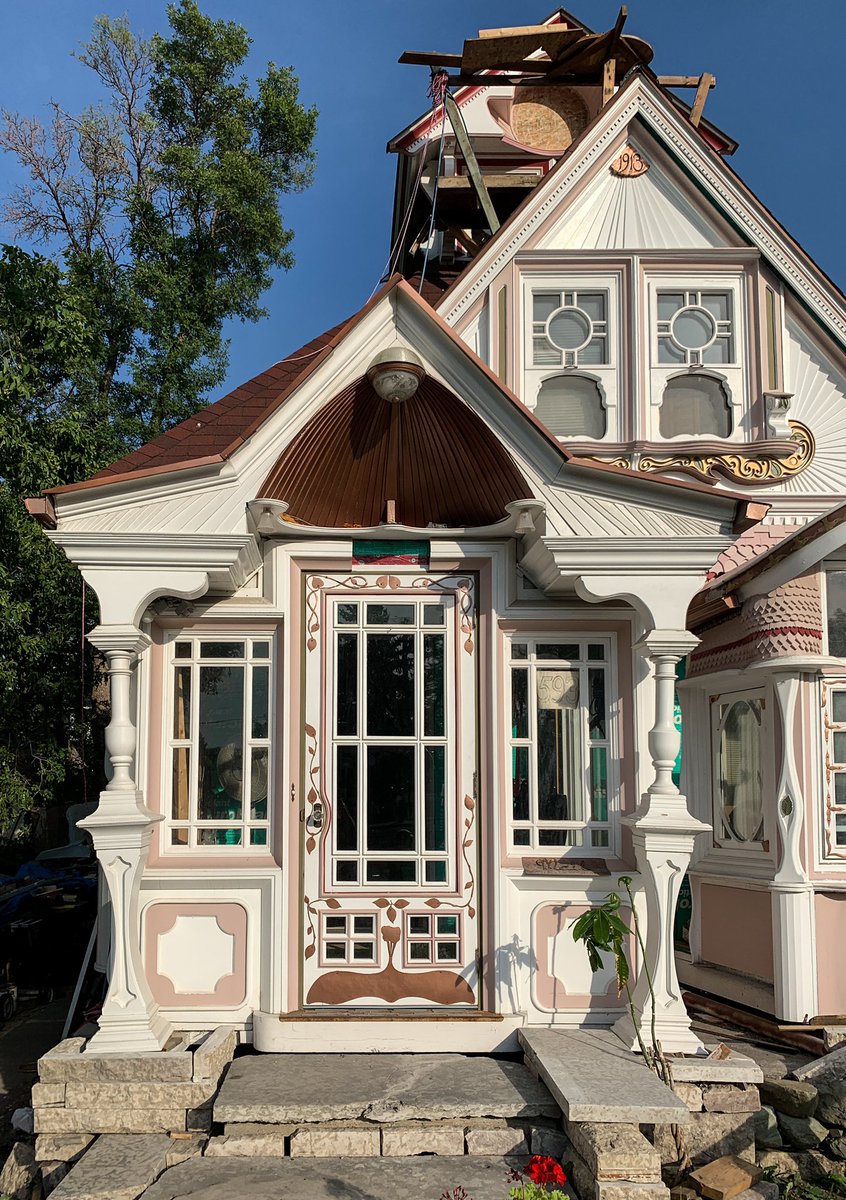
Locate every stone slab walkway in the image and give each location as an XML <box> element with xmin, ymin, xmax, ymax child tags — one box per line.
<box><xmin>215</xmin><ymin>1053</ymin><xmax>558</xmax><ymax>1124</ymax></box>
<box><xmin>141</xmin><ymin>1153</ymin><xmax>530</xmax><ymax>1200</ymax></box>
<box><xmin>520</xmin><ymin>1028</ymin><xmax>690</xmax><ymax>1124</ymax></box>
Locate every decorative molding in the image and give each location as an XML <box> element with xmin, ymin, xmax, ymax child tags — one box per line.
<box><xmin>158</xmin><ymin>915</ymin><xmax>235</xmax><ymax>995</ymax></box>
<box><xmin>610</xmin><ymin>145</ymin><xmax>649</xmax><ymax>177</ymax></box>
<box><xmin>586</xmin><ymin>422</ymin><xmax>815</xmax><ymax>487</ymax></box>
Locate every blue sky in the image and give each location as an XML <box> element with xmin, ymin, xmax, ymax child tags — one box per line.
<box><xmin>0</xmin><ymin>1</ymin><xmax>843</xmax><ymax>397</ymax></box>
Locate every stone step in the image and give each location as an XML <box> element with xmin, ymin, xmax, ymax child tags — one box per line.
<box><xmin>140</xmin><ymin>1154</ymin><xmax>535</xmax><ymax>1200</ymax></box>
<box><xmin>215</xmin><ymin>1053</ymin><xmax>560</xmax><ymax>1126</ymax></box>
<box><xmin>519</xmin><ymin>1028</ymin><xmax>690</xmax><ymax>1125</ymax></box>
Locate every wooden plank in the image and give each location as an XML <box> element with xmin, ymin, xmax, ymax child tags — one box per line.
<box><xmin>399</xmin><ymin>51</ymin><xmax>463</xmax><ymax>67</ymax></box>
<box><xmin>689</xmin><ymin>1156</ymin><xmax>762</xmax><ymax>1200</ymax></box>
<box><xmin>602</xmin><ymin>57</ymin><xmax>616</xmax><ymax>105</ymax></box>
<box><xmin>690</xmin><ymin>71</ymin><xmax>715</xmax><ymax>127</ymax></box>
<box><xmin>443</xmin><ymin>91</ymin><xmax>500</xmax><ymax>234</ymax></box>
<box><xmin>462</xmin><ymin>29</ymin><xmax>579</xmax><ymax>73</ymax></box>
<box><xmin>479</xmin><ymin>24</ymin><xmax>561</xmax><ymax>38</ymax></box>
<box><xmin>659</xmin><ymin>74</ymin><xmax>716</xmax><ymax>87</ymax></box>
<box><xmin>436</xmin><ymin>174</ymin><xmax>540</xmax><ymax>189</ymax></box>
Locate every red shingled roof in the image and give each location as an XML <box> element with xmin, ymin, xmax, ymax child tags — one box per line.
<box><xmin>81</xmin><ymin>317</ymin><xmax>352</xmax><ymax>487</ymax></box>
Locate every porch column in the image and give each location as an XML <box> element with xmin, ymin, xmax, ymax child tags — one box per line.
<box><xmin>614</xmin><ymin>630</ymin><xmax>710</xmax><ymax>1055</ymax></box>
<box><xmin>78</xmin><ymin>625</ymin><xmax>172</xmax><ymax>1053</ymax></box>
<box><xmin>769</xmin><ymin>671</ymin><xmax>817</xmax><ymax>1022</ymax></box>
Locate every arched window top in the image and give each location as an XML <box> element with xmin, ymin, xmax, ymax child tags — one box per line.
<box><xmin>659</xmin><ymin>372</ymin><xmax>732</xmax><ymax>439</ymax></box>
<box><xmin>534</xmin><ymin>374</ymin><xmax>606</xmax><ymax>440</ymax></box>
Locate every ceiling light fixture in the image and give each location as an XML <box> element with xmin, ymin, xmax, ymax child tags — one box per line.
<box><xmin>367</xmin><ymin>346</ymin><xmax>426</xmax><ymax>403</ymax></box>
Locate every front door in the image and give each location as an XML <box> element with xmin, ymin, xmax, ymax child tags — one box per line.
<box><xmin>301</xmin><ymin>571</ymin><xmax>479</xmax><ymax>1008</ymax></box>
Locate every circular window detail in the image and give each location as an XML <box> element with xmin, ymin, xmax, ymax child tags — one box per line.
<box><xmin>671</xmin><ymin>306</ymin><xmax>716</xmax><ymax>352</ymax></box>
<box><xmin>546</xmin><ymin>306</ymin><xmax>592</xmax><ymax>353</ymax></box>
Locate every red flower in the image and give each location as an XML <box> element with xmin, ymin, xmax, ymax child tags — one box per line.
<box><xmin>525</xmin><ymin>1155</ymin><xmax>567</xmax><ymax>1186</ymax></box>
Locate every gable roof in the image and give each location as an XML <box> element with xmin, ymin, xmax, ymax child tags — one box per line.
<box><xmin>436</xmin><ymin>69</ymin><xmax>846</xmax><ymax>350</ymax></box>
<box><xmin>39</xmin><ymin>276</ymin><xmax>766</xmax><ymax>542</ymax></box>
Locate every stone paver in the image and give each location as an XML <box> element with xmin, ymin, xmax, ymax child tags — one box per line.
<box><xmin>215</xmin><ymin>1053</ymin><xmax>558</xmax><ymax>1124</ymax></box>
<box><xmin>192</xmin><ymin>1030</ymin><xmax>237</xmax><ymax>1084</ymax></box>
<box><xmin>50</xmin><ymin>1134</ymin><xmax>171</xmax><ymax>1200</ymax></box>
<box><xmin>381</xmin><ymin>1124</ymin><xmax>465</xmax><ymax>1155</ymax></box>
<box><xmin>289</xmin><ymin>1126</ymin><xmax>381</xmax><ymax>1157</ymax></box>
<box><xmin>39</xmin><ymin>1049</ymin><xmax>193</xmax><ymax>1085</ymax></box>
<box><xmin>793</xmin><ymin>1044</ymin><xmax>846</xmax><ymax>1088</ymax></box>
<box><xmin>520</xmin><ymin>1028</ymin><xmax>689</xmax><ymax>1125</ymax></box>
<box><xmin>140</xmin><ymin>1154</ymin><xmax>530</xmax><ymax>1199</ymax></box>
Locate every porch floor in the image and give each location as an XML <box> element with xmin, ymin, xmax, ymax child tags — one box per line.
<box><xmin>215</xmin><ymin>1052</ymin><xmax>559</xmax><ymax>1125</ymax></box>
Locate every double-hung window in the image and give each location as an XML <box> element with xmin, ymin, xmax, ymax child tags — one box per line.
<box><xmin>508</xmin><ymin>637</ymin><xmax>615</xmax><ymax>853</ymax></box>
<box><xmin>168</xmin><ymin>636</ymin><xmax>273</xmax><ymax>850</ymax></box>
<box><xmin>823</xmin><ymin>682</ymin><xmax>846</xmax><ymax>857</ymax></box>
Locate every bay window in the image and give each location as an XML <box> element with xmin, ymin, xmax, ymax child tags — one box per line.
<box><xmin>507</xmin><ymin>637</ymin><xmax>615</xmax><ymax>853</ymax></box>
<box><xmin>167</xmin><ymin>635</ymin><xmax>273</xmax><ymax>850</ymax></box>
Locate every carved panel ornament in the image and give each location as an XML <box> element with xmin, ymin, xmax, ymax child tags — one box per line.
<box><xmin>587</xmin><ymin>421</ymin><xmax>814</xmax><ymax>486</ymax></box>
<box><xmin>610</xmin><ymin>146</ymin><xmax>649</xmax><ymax>177</ymax></box>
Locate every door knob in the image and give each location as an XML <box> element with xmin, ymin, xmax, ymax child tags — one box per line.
<box><xmin>310</xmin><ymin>801</ymin><xmax>325</xmax><ymax>830</ymax></box>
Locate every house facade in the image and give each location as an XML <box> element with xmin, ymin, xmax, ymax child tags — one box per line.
<box><xmin>29</xmin><ymin>10</ymin><xmax>846</xmax><ymax>1055</ymax></box>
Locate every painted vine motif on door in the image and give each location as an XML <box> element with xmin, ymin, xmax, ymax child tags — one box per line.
<box><xmin>301</xmin><ymin>572</ymin><xmax>479</xmax><ymax>1007</ymax></box>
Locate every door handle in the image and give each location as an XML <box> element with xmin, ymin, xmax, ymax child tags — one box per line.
<box><xmin>310</xmin><ymin>801</ymin><xmax>325</xmax><ymax>830</ymax></box>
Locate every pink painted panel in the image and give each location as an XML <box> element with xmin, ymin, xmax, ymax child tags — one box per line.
<box><xmin>144</xmin><ymin>901</ymin><xmax>248</xmax><ymax>1008</ymax></box>
<box><xmin>699</xmin><ymin>884</ymin><xmax>774</xmax><ymax>982</ymax></box>
<box><xmin>532</xmin><ymin>902</ymin><xmax>632</xmax><ymax>1012</ymax></box>
<box><xmin>815</xmin><ymin>893</ymin><xmax>846</xmax><ymax>1014</ymax></box>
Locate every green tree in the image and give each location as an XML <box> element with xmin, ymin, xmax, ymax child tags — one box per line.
<box><xmin>0</xmin><ymin>2</ymin><xmax>317</xmax><ymax>821</ymax></box>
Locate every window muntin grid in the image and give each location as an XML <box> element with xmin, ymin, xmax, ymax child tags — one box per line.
<box><xmin>507</xmin><ymin>637</ymin><xmax>613</xmax><ymax>853</ymax></box>
<box><xmin>167</xmin><ymin>636</ymin><xmax>273</xmax><ymax>850</ymax></box>
<box><xmin>330</xmin><ymin>597</ymin><xmax>453</xmax><ymax>888</ymax></box>
<box><xmin>656</xmin><ymin>290</ymin><xmax>734</xmax><ymax>367</ymax></box>
<box><xmin>532</xmin><ymin>290</ymin><xmax>609</xmax><ymax>368</ymax></box>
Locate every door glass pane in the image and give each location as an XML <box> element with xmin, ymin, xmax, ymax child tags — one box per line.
<box><xmin>366</xmin><ymin>745</ymin><xmax>415</xmax><ymax>851</ymax></box>
<box><xmin>366</xmin><ymin>860</ymin><xmax>416</xmax><ymax>882</ymax></box>
<box><xmin>425</xmin><ymin>860</ymin><xmax>447</xmax><ymax>882</ymax></box>
<box><xmin>198</xmin><ymin>666</ymin><xmax>244</xmax><ymax>821</ymax></box>
<box><xmin>336</xmin><ymin>746</ymin><xmax>358</xmax><ymax>851</ymax></box>
<box><xmin>251</xmin><ymin>666</ymin><xmax>269</xmax><ymax>738</ymax></box>
<box><xmin>834</xmin><ymin>692</ymin><xmax>846</xmax><ymax>723</ymax></box>
<box><xmin>834</xmin><ymin>731</ymin><xmax>846</xmax><ymax>764</ymax></box>
<box><xmin>512</xmin><ymin>746</ymin><xmax>530</xmax><ymax>821</ymax></box>
<box><xmin>338</xmin><ymin>603</ymin><xmax>358</xmax><ymax>625</ymax></box>
<box><xmin>337</xmin><ymin>633</ymin><xmax>358</xmax><ymax>736</ymax></box>
<box><xmin>423</xmin><ymin>605</ymin><xmax>444</xmax><ymax>625</ymax></box>
<box><xmin>512</xmin><ymin>669</ymin><xmax>529</xmax><ymax>738</ymax></box>
<box><xmin>424</xmin><ymin>746</ymin><xmax>446</xmax><ymax>852</ymax></box>
<box><xmin>367</xmin><ymin>634</ymin><xmax>415</xmax><ymax>736</ymax></box>
<box><xmin>173</xmin><ymin>667</ymin><xmax>191</xmax><ymax>739</ymax></box>
<box><xmin>366</xmin><ymin>604</ymin><xmax>414</xmax><ymax>625</ymax></box>
<box><xmin>424</xmin><ymin>635</ymin><xmax>445</xmax><ymax>737</ymax></box>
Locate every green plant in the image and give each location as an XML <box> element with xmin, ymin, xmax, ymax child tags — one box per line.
<box><xmin>572</xmin><ymin>875</ymin><xmax>691</xmax><ymax>1173</ymax></box>
<box><xmin>763</xmin><ymin>1168</ymin><xmax>846</xmax><ymax>1200</ymax></box>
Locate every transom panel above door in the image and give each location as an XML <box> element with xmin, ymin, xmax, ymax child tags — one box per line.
<box><xmin>301</xmin><ymin>572</ymin><xmax>479</xmax><ymax>1008</ymax></box>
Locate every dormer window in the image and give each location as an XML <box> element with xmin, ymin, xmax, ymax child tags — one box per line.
<box><xmin>648</xmin><ymin>273</ymin><xmax>746</xmax><ymax>440</ymax></box>
<box><xmin>524</xmin><ymin>274</ymin><xmax>621</xmax><ymax>440</ymax></box>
